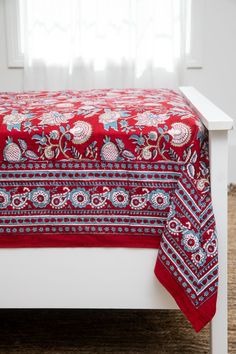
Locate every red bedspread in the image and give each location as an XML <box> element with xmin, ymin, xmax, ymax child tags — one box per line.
<box><xmin>0</xmin><ymin>88</ymin><xmax>217</xmax><ymax>331</ymax></box>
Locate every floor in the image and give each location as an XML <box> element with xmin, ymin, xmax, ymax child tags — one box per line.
<box><xmin>0</xmin><ymin>188</ymin><xmax>235</xmax><ymax>354</ymax></box>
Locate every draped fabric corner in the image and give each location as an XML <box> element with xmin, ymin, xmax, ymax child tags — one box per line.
<box><xmin>21</xmin><ymin>0</ymin><xmax>184</xmax><ymax>91</ymax></box>
<box><xmin>155</xmin><ymin>167</ymin><xmax>218</xmax><ymax>332</ymax></box>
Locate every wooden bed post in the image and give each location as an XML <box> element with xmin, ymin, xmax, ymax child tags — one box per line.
<box><xmin>209</xmin><ymin>130</ymin><xmax>229</xmax><ymax>354</ymax></box>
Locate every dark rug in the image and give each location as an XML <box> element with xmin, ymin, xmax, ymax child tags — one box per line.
<box><xmin>0</xmin><ymin>188</ymin><xmax>235</xmax><ymax>354</ymax></box>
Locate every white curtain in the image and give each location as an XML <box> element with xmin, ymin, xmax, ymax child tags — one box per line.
<box><xmin>22</xmin><ymin>0</ymin><xmax>184</xmax><ymax>91</ymax></box>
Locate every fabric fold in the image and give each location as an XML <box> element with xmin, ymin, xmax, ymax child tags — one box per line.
<box><xmin>154</xmin><ymin>165</ymin><xmax>218</xmax><ymax>332</ymax></box>
<box><xmin>154</xmin><ymin>259</ymin><xmax>217</xmax><ymax>332</ymax></box>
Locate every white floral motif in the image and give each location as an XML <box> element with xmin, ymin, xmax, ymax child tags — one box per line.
<box><xmin>197</xmin><ymin>178</ymin><xmax>209</xmax><ymax>191</ymax></box>
<box><xmin>31</xmin><ymin>188</ymin><xmax>50</xmax><ymax>208</ymax></box>
<box><xmin>70</xmin><ymin>189</ymin><xmax>90</xmax><ymax>208</ymax></box>
<box><xmin>0</xmin><ymin>189</ymin><xmax>11</xmax><ymax>209</ymax></box>
<box><xmin>39</xmin><ymin>111</ymin><xmax>74</xmax><ymax>126</ymax></box>
<box><xmin>110</xmin><ymin>189</ymin><xmax>129</xmax><ymax>208</ymax></box>
<box><xmin>149</xmin><ymin>189</ymin><xmax>169</xmax><ymax>209</ymax></box>
<box><xmin>142</xmin><ymin>147</ymin><xmax>152</xmax><ymax>160</ymax></box>
<box><xmin>168</xmin><ymin>123</ymin><xmax>191</xmax><ymax>147</ymax></box>
<box><xmin>55</xmin><ymin>103</ymin><xmax>74</xmax><ymax>108</ymax></box>
<box><xmin>3</xmin><ymin>113</ymin><xmax>28</xmax><ymax>131</ymax></box>
<box><xmin>181</xmin><ymin>230</ymin><xmax>200</xmax><ymax>252</ymax></box>
<box><xmin>99</xmin><ymin>109</ymin><xmax>121</xmax><ymax>131</ymax></box>
<box><xmin>135</xmin><ymin>111</ymin><xmax>169</xmax><ymax>127</ymax></box>
<box><xmin>70</xmin><ymin>121</ymin><xmax>92</xmax><ymax>144</ymax></box>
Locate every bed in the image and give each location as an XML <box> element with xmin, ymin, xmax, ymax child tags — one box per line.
<box><xmin>0</xmin><ymin>86</ymin><xmax>233</xmax><ymax>353</ymax></box>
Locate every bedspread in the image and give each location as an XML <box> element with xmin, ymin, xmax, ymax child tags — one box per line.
<box><xmin>0</xmin><ymin>88</ymin><xmax>218</xmax><ymax>331</ymax></box>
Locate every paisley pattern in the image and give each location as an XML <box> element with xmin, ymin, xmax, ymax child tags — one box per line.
<box><xmin>12</xmin><ymin>188</ymin><xmax>30</xmax><ymax>209</ymax></box>
<box><xmin>50</xmin><ymin>187</ymin><xmax>70</xmax><ymax>209</ymax></box>
<box><xmin>191</xmin><ymin>248</ymin><xmax>207</xmax><ymax>268</ymax></box>
<box><xmin>0</xmin><ymin>88</ymin><xmax>217</xmax><ymax>332</ymax></box>
<box><xmin>130</xmin><ymin>188</ymin><xmax>149</xmax><ymax>210</ymax></box>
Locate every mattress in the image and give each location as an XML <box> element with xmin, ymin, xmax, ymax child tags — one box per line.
<box><xmin>0</xmin><ymin>88</ymin><xmax>218</xmax><ymax>332</ymax></box>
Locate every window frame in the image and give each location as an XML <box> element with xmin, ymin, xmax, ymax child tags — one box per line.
<box><xmin>184</xmin><ymin>0</ymin><xmax>205</xmax><ymax>69</ymax></box>
<box><xmin>4</xmin><ymin>0</ymin><xmax>24</xmax><ymax>68</ymax></box>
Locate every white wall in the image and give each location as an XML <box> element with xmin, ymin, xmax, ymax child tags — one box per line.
<box><xmin>183</xmin><ymin>0</ymin><xmax>236</xmax><ymax>183</ymax></box>
<box><xmin>0</xmin><ymin>0</ymin><xmax>236</xmax><ymax>181</ymax></box>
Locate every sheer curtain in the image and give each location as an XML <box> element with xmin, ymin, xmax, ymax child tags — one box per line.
<box><xmin>22</xmin><ymin>0</ymin><xmax>184</xmax><ymax>91</ymax></box>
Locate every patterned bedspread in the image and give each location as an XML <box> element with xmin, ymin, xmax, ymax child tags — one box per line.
<box><xmin>0</xmin><ymin>88</ymin><xmax>217</xmax><ymax>332</ymax></box>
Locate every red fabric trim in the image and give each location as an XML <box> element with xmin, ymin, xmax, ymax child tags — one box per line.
<box><xmin>0</xmin><ymin>233</ymin><xmax>160</xmax><ymax>249</ymax></box>
<box><xmin>154</xmin><ymin>258</ymin><xmax>217</xmax><ymax>332</ymax></box>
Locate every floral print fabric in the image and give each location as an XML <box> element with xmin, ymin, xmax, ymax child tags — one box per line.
<box><xmin>0</xmin><ymin>88</ymin><xmax>200</xmax><ymax>163</ymax></box>
<box><xmin>0</xmin><ymin>89</ymin><xmax>217</xmax><ymax>332</ymax></box>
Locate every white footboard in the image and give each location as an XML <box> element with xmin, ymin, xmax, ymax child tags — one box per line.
<box><xmin>0</xmin><ymin>247</ymin><xmax>176</xmax><ymax>309</ymax></box>
<box><xmin>180</xmin><ymin>87</ymin><xmax>233</xmax><ymax>354</ymax></box>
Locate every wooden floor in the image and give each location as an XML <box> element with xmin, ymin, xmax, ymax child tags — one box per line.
<box><xmin>0</xmin><ymin>188</ymin><xmax>235</xmax><ymax>354</ymax></box>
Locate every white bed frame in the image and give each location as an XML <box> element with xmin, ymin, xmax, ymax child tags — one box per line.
<box><xmin>0</xmin><ymin>87</ymin><xmax>233</xmax><ymax>354</ymax></box>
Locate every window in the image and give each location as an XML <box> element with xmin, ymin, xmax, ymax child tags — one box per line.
<box><xmin>4</xmin><ymin>0</ymin><xmax>204</xmax><ymax>69</ymax></box>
